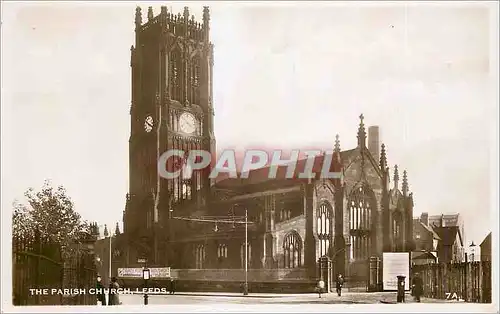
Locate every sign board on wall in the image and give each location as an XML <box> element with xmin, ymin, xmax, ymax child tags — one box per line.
<box><xmin>117</xmin><ymin>267</ymin><xmax>171</xmax><ymax>279</ymax></box>
<box><xmin>382</xmin><ymin>252</ymin><xmax>410</xmax><ymax>291</ymax></box>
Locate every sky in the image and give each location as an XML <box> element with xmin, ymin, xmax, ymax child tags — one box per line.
<box><xmin>1</xmin><ymin>1</ymin><xmax>498</xmax><ymax>245</ymax></box>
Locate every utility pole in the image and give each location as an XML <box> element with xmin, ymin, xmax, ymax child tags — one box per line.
<box><xmin>244</xmin><ymin>208</ymin><xmax>248</xmax><ymax>296</ymax></box>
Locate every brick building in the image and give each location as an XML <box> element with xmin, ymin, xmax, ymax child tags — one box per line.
<box><xmin>412</xmin><ymin>213</ymin><xmax>440</xmax><ymax>264</ymax></box>
<box><xmin>413</xmin><ymin>213</ymin><xmax>441</xmax><ymax>253</ymax></box>
<box><xmin>112</xmin><ymin>5</ymin><xmax>415</xmax><ymax>292</ymax></box>
<box><xmin>412</xmin><ymin>212</ymin><xmax>465</xmax><ymax>264</ymax></box>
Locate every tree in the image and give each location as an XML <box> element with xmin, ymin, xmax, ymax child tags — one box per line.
<box><xmin>12</xmin><ymin>180</ymin><xmax>89</xmax><ymax>257</ymax></box>
<box><xmin>114</xmin><ymin>222</ymin><xmax>121</xmax><ymax>236</ymax></box>
<box><xmin>12</xmin><ymin>201</ymin><xmax>34</xmax><ymax>240</ymax></box>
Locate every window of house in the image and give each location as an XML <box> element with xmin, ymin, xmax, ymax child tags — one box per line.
<box><xmin>283</xmin><ymin>231</ymin><xmax>302</xmax><ymax>268</ymax></box>
<box><xmin>317</xmin><ymin>202</ymin><xmax>332</xmax><ymax>257</ymax></box>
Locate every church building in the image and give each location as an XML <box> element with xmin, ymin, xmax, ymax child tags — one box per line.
<box><xmin>114</xmin><ymin>5</ymin><xmax>415</xmax><ymax>292</ymax></box>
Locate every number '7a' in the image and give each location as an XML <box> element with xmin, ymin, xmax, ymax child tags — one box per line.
<box><xmin>445</xmin><ymin>292</ymin><xmax>464</xmax><ymax>301</ymax></box>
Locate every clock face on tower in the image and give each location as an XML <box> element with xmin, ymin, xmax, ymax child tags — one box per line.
<box><xmin>144</xmin><ymin>115</ymin><xmax>154</xmax><ymax>133</ymax></box>
<box><xmin>179</xmin><ymin>112</ymin><xmax>197</xmax><ymax>134</ymax></box>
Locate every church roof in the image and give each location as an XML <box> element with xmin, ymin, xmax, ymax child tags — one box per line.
<box><xmin>214</xmin><ymin>149</ymin><xmax>356</xmax><ymax>189</ymax></box>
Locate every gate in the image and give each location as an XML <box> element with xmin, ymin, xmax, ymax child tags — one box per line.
<box><xmin>12</xmin><ymin>231</ymin><xmax>63</xmax><ymax>306</ymax></box>
<box><xmin>412</xmin><ymin>261</ymin><xmax>491</xmax><ymax>303</ymax></box>
<box><xmin>367</xmin><ymin>256</ymin><xmax>381</xmax><ymax>291</ymax></box>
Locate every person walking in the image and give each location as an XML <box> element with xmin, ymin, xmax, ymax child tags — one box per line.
<box><xmin>336</xmin><ymin>274</ymin><xmax>344</xmax><ymax>297</ymax></box>
<box><xmin>411</xmin><ymin>273</ymin><xmax>423</xmax><ymax>303</ymax></box>
<box><xmin>96</xmin><ymin>275</ymin><xmax>106</xmax><ymax>306</ymax></box>
<box><xmin>169</xmin><ymin>278</ymin><xmax>176</xmax><ymax>295</ymax></box>
<box><xmin>316</xmin><ymin>279</ymin><xmax>325</xmax><ymax>298</ymax></box>
<box><xmin>108</xmin><ymin>277</ymin><xmax>121</xmax><ymax>305</ymax></box>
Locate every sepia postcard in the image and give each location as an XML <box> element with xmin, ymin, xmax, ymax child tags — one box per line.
<box><xmin>1</xmin><ymin>1</ymin><xmax>498</xmax><ymax>313</ymax></box>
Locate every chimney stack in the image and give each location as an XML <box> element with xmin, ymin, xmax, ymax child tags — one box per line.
<box><xmin>368</xmin><ymin>126</ymin><xmax>380</xmax><ymax>161</ymax></box>
<box><xmin>420</xmin><ymin>212</ymin><xmax>429</xmax><ymax>226</ymax></box>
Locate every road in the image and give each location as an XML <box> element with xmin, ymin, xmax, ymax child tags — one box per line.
<box><xmin>115</xmin><ymin>291</ymin><xmax>460</xmax><ymax>305</ymax></box>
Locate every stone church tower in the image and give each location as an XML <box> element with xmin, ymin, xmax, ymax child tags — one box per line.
<box><xmin>122</xmin><ymin>6</ymin><xmax>215</xmax><ymax>266</ymax></box>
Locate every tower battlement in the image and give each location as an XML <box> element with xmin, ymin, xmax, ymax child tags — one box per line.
<box><xmin>135</xmin><ymin>6</ymin><xmax>210</xmax><ymax>43</ymax></box>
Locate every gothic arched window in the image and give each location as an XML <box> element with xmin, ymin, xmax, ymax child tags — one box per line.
<box><xmin>240</xmin><ymin>242</ymin><xmax>252</xmax><ymax>269</ymax></box>
<box><xmin>170</xmin><ymin>47</ymin><xmax>182</xmax><ymax>101</ymax></box>
<box><xmin>283</xmin><ymin>231</ymin><xmax>302</xmax><ymax>268</ymax></box>
<box><xmin>280</xmin><ymin>208</ymin><xmax>291</xmax><ymax>222</ymax></box>
<box><xmin>190</xmin><ymin>55</ymin><xmax>201</xmax><ymax>105</ymax></box>
<box><xmin>181</xmin><ymin>181</ymin><xmax>191</xmax><ymax>200</ymax></box>
<box><xmin>317</xmin><ymin>202</ymin><xmax>332</xmax><ymax>257</ymax></box>
<box><xmin>195</xmin><ymin>244</ymin><xmax>205</xmax><ymax>269</ymax></box>
<box><xmin>349</xmin><ymin>184</ymin><xmax>374</xmax><ymax>261</ymax></box>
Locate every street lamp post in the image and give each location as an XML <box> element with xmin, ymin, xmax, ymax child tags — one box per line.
<box><xmin>143</xmin><ymin>268</ymin><xmax>150</xmax><ymax>305</ymax></box>
<box><xmin>469</xmin><ymin>242</ymin><xmax>477</xmax><ymax>262</ymax></box>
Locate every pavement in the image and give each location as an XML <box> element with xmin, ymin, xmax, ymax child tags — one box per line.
<box><xmin>114</xmin><ymin>291</ymin><xmax>461</xmax><ymax>305</ymax></box>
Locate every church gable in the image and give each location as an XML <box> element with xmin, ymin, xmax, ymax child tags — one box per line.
<box><xmin>314</xmin><ymin>179</ymin><xmax>335</xmax><ymax>204</ymax></box>
<box><xmin>341</xmin><ymin>148</ymin><xmax>383</xmax><ymax>197</ymax></box>
<box><xmin>390</xmin><ymin>189</ymin><xmax>403</xmax><ymax>206</ymax></box>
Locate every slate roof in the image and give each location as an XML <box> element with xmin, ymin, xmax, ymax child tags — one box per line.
<box><xmin>419</xmin><ymin>221</ymin><xmax>441</xmax><ymax>240</ymax></box>
<box><xmin>428</xmin><ymin>214</ymin><xmax>460</xmax><ymax>227</ymax></box>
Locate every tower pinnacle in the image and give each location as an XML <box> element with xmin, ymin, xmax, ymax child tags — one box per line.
<box><xmin>402</xmin><ymin>170</ymin><xmax>409</xmax><ymax>196</ymax></box>
<box><xmin>379</xmin><ymin>143</ymin><xmax>387</xmax><ymax>170</ymax></box>
<box><xmin>334</xmin><ymin>134</ymin><xmax>341</xmax><ymax>153</ymax></box>
<box><xmin>135</xmin><ymin>7</ymin><xmax>142</xmax><ymax>27</ymax></box>
<box><xmin>394</xmin><ymin>165</ymin><xmax>399</xmax><ymax>190</ymax></box>
<box><xmin>147</xmin><ymin>6</ymin><xmax>154</xmax><ymax>21</ymax></box>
